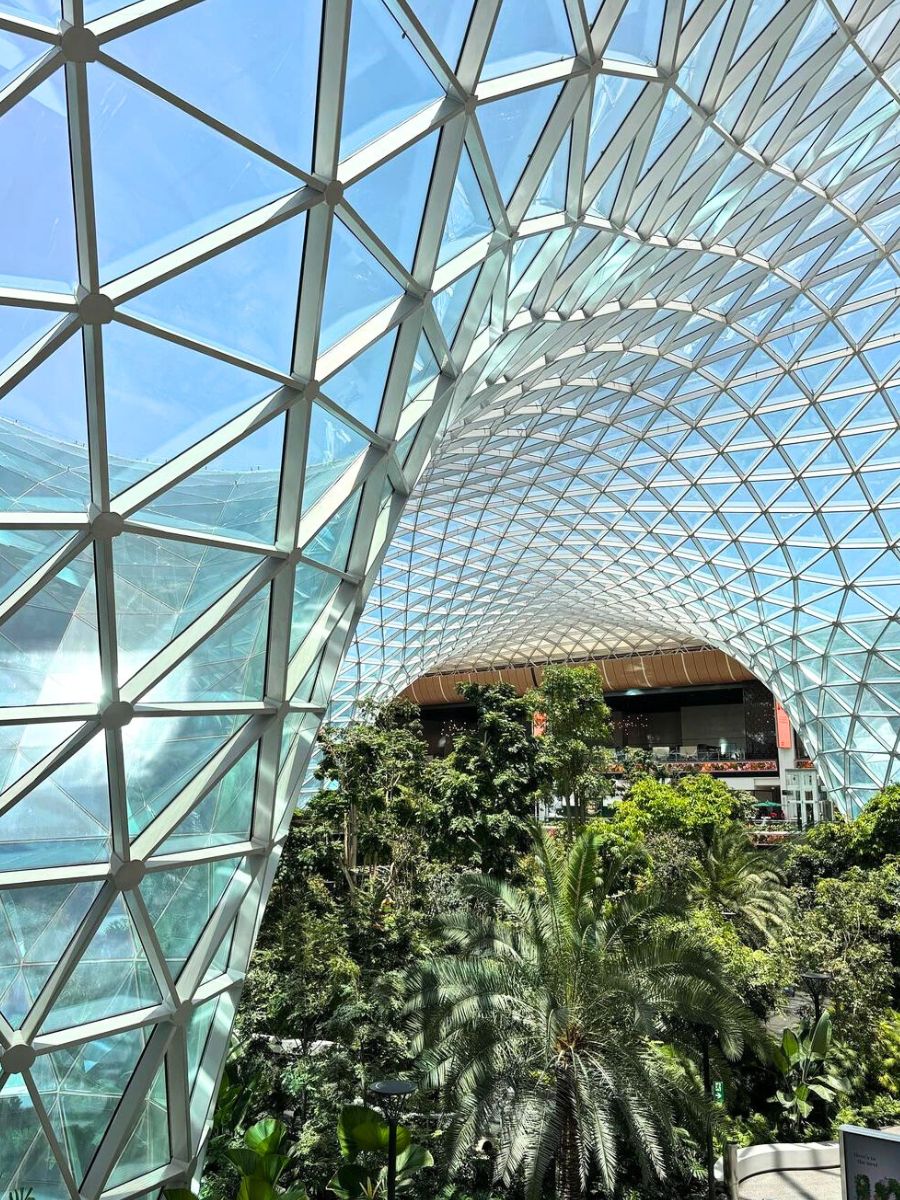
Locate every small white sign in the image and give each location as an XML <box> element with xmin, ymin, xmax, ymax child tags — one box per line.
<box><xmin>840</xmin><ymin>1125</ymin><xmax>900</xmax><ymax>1200</ymax></box>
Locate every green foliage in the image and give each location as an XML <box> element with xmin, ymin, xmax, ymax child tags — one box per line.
<box><xmin>689</xmin><ymin>823</ymin><xmax>795</xmax><ymax>947</ymax></box>
<box><xmin>852</xmin><ymin>784</ymin><xmax>900</xmax><ymax>864</ymax></box>
<box><xmin>172</xmin><ymin>1119</ymin><xmax>309</xmax><ymax>1200</ymax></box>
<box><xmin>526</xmin><ymin>664</ymin><xmax>613</xmax><ymax>824</ymax></box>
<box><xmin>614</xmin><ymin>774</ymin><xmax>753</xmax><ymax>845</ymax></box>
<box><xmin>405</xmin><ymin>827</ymin><xmax>758</xmax><ymax>1200</ymax></box>
<box><xmin>875</xmin><ymin>1011</ymin><xmax>900</xmax><ymax>1096</ymax></box>
<box><xmin>784</xmin><ymin>861</ymin><xmax>900</xmax><ymax>1050</ymax></box>
<box><xmin>770</xmin><ymin>1013</ymin><xmax>849</xmax><ymax>1134</ymax></box>
<box><xmin>336</xmin><ymin>1106</ymin><xmax>411</xmax><ymax>1157</ymax></box>
<box><xmin>328</xmin><ymin>1105</ymin><xmax>433</xmax><ymax>1198</ymax></box>
<box><xmin>426</xmin><ymin>682</ymin><xmax>543</xmax><ymax>874</ymax></box>
<box><xmin>315</xmin><ymin>700</ymin><xmax>431</xmax><ymax>880</ymax></box>
<box><xmin>205</xmin><ymin>700</ymin><xmax>900</xmax><ymax>1199</ymax></box>
<box><xmin>785</xmin><ymin>817</ymin><xmax>856</xmax><ymax>888</ymax></box>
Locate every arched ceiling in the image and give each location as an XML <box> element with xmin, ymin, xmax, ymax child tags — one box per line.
<box><xmin>0</xmin><ymin>0</ymin><xmax>899</xmax><ymax>1196</ymax></box>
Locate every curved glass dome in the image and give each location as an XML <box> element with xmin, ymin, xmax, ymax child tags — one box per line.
<box><xmin>0</xmin><ymin>0</ymin><xmax>899</xmax><ymax>1195</ymax></box>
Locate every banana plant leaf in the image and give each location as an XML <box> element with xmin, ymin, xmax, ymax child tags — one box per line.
<box><xmin>809</xmin><ymin>1012</ymin><xmax>832</xmax><ymax>1058</ymax></box>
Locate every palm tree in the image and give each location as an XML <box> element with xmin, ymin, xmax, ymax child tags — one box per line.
<box><xmin>690</xmin><ymin>822</ymin><xmax>795</xmax><ymax>944</ymax></box>
<box><xmin>404</xmin><ymin>828</ymin><xmax>758</xmax><ymax>1200</ymax></box>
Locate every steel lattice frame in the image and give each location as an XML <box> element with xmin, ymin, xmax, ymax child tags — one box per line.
<box><xmin>0</xmin><ymin>0</ymin><xmax>899</xmax><ymax>1196</ymax></box>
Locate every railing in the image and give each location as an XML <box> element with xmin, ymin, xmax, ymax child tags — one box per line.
<box><xmin>608</xmin><ymin>746</ymin><xmax>779</xmax><ymax>774</ymax></box>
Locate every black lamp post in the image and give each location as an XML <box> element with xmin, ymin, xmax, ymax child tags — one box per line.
<box><xmin>701</xmin><ymin>1036</ymin><xmax>716</xmax><ymax>1200</ymax></box>
<box><xmin>800</xmin><ymin>971</ymin><xmax>832</xmax><ymax>1024</ymax></box>
<box><xmin>368</xmin><ymin>1079</ymin><xmax>416</xmax><ymax>1200</ymax></box>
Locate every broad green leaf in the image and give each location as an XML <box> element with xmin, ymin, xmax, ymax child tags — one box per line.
<box><xmin>327</xmin><ymin>1164</ymin><xmax>377</xmax><ymax>1200</ymax></box>
<box><xmin>782</xmin><ymin>1028</ymin><xmax>800</xmax><ymax>1062</ymax></box>
<box><xmin>337</xmin><ymin>1105</ymin><xmax>411</xmax><ymax>1156</ymax></box>
<box><xmin>226</xmin><ymin>1148</ymin><xmax>289</xmax><ymax>1184</ymax></box>
<box><xmin>810</xmin><ymin>1011</ymin><xmax>832</xmax><ymax>1058</ymax></box>
<box><xmin>237</xmin><ymin>1179</ymin><xmax>278</xmax><ymax>1200</ymax></box>
<box><xmin>771</xmin><ymin>1047</ymin><xmax>790</xmax><ymax>1074</ymax></box>
<box><xmin>245</xmin><ymin>1118</ymin><xmax>286</xmax><ymax>1155</ymax></box>
<box><xmin>396</xmin><ymin>1144</ymin><xmax>434</xmax><ymax>1175</ymax></box>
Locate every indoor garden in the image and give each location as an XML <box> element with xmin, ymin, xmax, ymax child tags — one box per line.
<box><xmin>187</xmin><ymin>666</ymin><xmax>900</xmax><ymax>1200</ymax></box>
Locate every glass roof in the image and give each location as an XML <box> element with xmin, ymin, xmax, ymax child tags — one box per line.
<box><xmin>1</xmin><ymin>0</ymin><xmax>900</xmax><ymax>1193</ymax></box>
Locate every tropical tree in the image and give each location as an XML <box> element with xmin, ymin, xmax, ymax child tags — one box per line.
<box><xmin>405</xmin><ymin>828</ymin><xmax>758</xmax><ymax>1200</ymax></box>
<box><xmin>690</xmin><ymin>823</ymin><xmax>796</xmax><ymax>945</ymax></box>
<box><xmin>315</xmin><ymin>699</ymin><xmax>429</xmax><ymax>884</ymax></box>
<box><xmin>527</xmin><ymin>664</ymin><xmax>613</xmax><ymax>826</ymax></box>
<box><xmin>427</xmin><ymin>682</ymin><xmax>544</xmax><ymax>875</ymax></box>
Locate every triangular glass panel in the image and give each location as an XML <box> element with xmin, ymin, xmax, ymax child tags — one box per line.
<box><xmin>0</xmin><ymin>70</ymin><xmax>77</xmax><ymax>290</ymax></box>
<box><xmin>320</xmin><ymin>218</ymin><xmax>402</xmax><ymax>352</ymax></box>
<box><xmin>303</xmin><ymin>403</ymin><xmax>369</xmax><ymax>511</ymax></box>
<box><xmin>158</xmin><ymin>742</ymin><xmax>257</xmax><ymax>855</ymax></box>
<box><xmin>1</xmin><ymin>329</ymin><xmax>90</xmax><ymax>513</ymax></box>
<box><xmin>606</xmin><ymin>0</ymin><xmax>665</xmax><ymax>63</ymax></box>
<box><xmin>291</xmin><ymin>650</ymin><xmax>325</xmax><ymax>705</ymax></box>
<box><xmin>0</xmin><ymin>527</ymin><xmax>73</xmax><ymax>608</ymax></box>
<box><xmin>279</xmin><ymin>711</ymin><xmax>319</xmax><ymax>771</ymax></box>
<box><xmin>395</xmin><ymin>421</ymin><xmax>419</xmax><ymax>468</ymax></box>
<box><xmin>201</xmin><ymin>918</ymin><xmax>235</xmax><ymax>985</ymax></box>
<box><xmin>413</xmin><ymin>0</ymin><xmax>473</xmax><ymax>69</ymax></box>
<box><xmin>106</xmin><ymin>1059</ymin><xmax>169</xmax><ymax>1190</ymax></box>
<box><xmin>0</xmin><ymin>725</ymin><xmax>109</xmax><ymax>870</ymax></box>
<box><xmin>346</xmin><ymin>132</ymin><xmax>438</xmax><ymax>268</ymax></box>
<box><xmin>320</xmin><ymin>329</ymin><xmax>397</xmax><ymax>432</ymax></box>
<box><xmin>103</xmin><ymin>321</ymin><xmax>277</xmax><ymax>497</ymax></box>
<box><xmin>113</xmin><ymin>532</ymin><xmax>264</xmax><ymax>682</ymax></box>
<box><xmin>483</xmin><ymin>0</ymin><xmax>574</xmax><ymax>79</ymax></box>
<box><xmin>42</xmin><ymin>1028</ymin><xmax>148</xmax><ymax>1186</ymax></box>
<box><xmin>527</xmin><ymin>127</ymin><xmax>570</xmax><ymax>217</ymax></box>
<box><xmin>133</xmin><ymin>414</ymin><xmax>286</xmax><ymax>547</ymax></box>
<box><xmin>0</xmin><ymin>1080</ymin><xmax>70</xmax><ymax>1199</ymax></box>
<box><xmin>340</xmin><ymin>0</ymin><xmax>442</xmax><ymax>159</ymax></box>
<box><xmin>439</xmin><ymin>145</ymin><xmax>493</xmax><ymax>265</ymax></box>
<box><xmin>122</xmin><ymin>214</ymin><xmax>306</xmax><ymax>372</ymax></box>
<box><xmin>0</xmin><ymin>881</ymin><xmax>101</xmax><ymax>1028</ymax></box>
<box><xmin>122</xmin><ymin>713</ymin><xmax>247</xmax><ymax>837</ymax></box>
<box><xmin>187</xmin><ymin>995</ymin><xmax>220</xmax><ymax>1092</ymax></box>
<box><xmin>140</xmin><ymin>856</ymin><xmax>243</xmax><ymax>978</ymax></box>
<box><xmin>111</xmin><ymin>0</ymin><xmax>322</xmax><ymax>170</ymax></box>
<box><xmin>291</xmin><ymin>561</ymin><xmax>341</xmax><ymax>656</ymax></box>
<box><xmin>144</xmin><ymin>586</ymin><xmax>270</xmax><ymax>704</ymax></box>
<box><xmin>587</xmin><ymin>76</ymin><xmax>645</xmax><ymax>172</ymax></box>
<box><xmin>0</xmin><ymin>0</ymin><xmax>59</xmax><ymax>21</ymax></box>
<box><xmin>304</xmin><ymin>493</ymin><xmax>361</xmax><ymax>572</ymax></box>
<box><xmin>477</xmin><ymin>84</ymin><xmax>562</xmax><ymax>202</ymax></box>
<box><xmin>434</xmin><ymin>264</ymin><xmax>479</xmax><ymax>345</ymax></box>
<box><xmin>407</xmin><ymin>331</ymin><xmax>440</xmax><ymax>400</ymax></box>
<box><xmin>0</xmin><ymin>544</ymin><xmax>100</xmax><ymax>706</ymax></box>
<box><xmin>88</xmin><ymin>63</ymin><xmax>299</xmax><ymax>281</ymax></box>
<box><xmin>39</xmin><ymin>894</ymin><xmax>161</xmax><ymax>1034</ymax></box>
<box><xmin>0</xmin><ymin>305</ymin><xmax>62</xmax><ymax>376</ymax></box>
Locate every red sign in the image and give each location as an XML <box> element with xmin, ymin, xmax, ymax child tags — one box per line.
<box><xmin>532</xmin><ymin>712</ymin><xmax>547</xmax><ymax>738</ymax></box>
<box><xmin>774</xmin><ymin>702</ymin><xmax>793</xmax><ymax>750</ymax></box>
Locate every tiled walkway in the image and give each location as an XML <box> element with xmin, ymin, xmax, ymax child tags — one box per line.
<box><xmin>740</xmin><ymin>1167</ymin><xmax>841</xmax><ymax>1200</ymax></box>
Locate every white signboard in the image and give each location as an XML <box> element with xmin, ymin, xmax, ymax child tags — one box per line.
<box><xmin>840</xmin><ymin>1125</ymin><xmax>900</xmax><ymax>1200</ymax></box>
